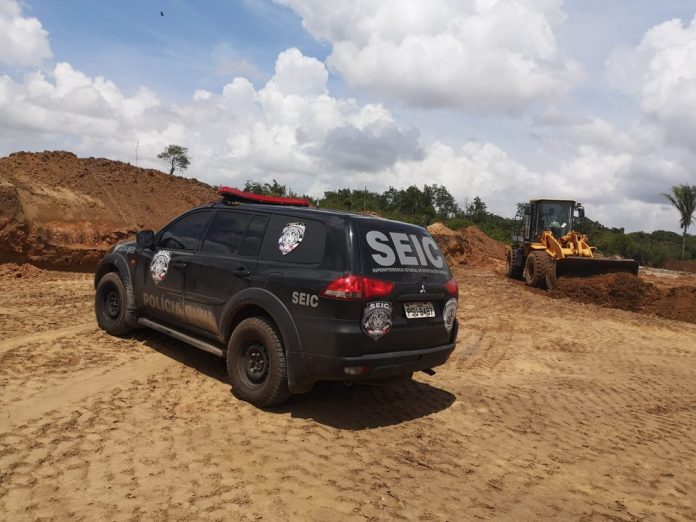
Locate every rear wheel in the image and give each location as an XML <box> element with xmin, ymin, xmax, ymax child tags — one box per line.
<box><xmin>524</xmin><ymin>251</ymin><xmax>556</xmax><ymax>290</ymax></box>
<box><xmin>506</xmin><ymin>248</ymin><xmax>524</xmax><ymax>280</ymax></box>
<box><xmin>227</xmin><ymin>317</ymin><xmax>290</xmax><ymax>407</ymax></box>
<box><xmin>95</xmin><ymin>272</ymin><xmax>133</xmax><ymax>336</ymax></box>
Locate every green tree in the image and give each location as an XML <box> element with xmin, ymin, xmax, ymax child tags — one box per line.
<box><xmin>427</xmin><ymin>184</ymin><xmax>460</xmax><ymax>219</ymax></box>
<box><xmin>465</xmin><ymin>196</ymin><xmax>488</xmax><ymax>220</ymax></box>
<box><xmin>263</xmin><ymin>179</ymin><xmax>289</xmax><ymax>197</ymax></box>
<box><xmin>157</xmin><ymin>145</ymin><xmax>190</xmax><ymax>175</ymax></box>
<box><xmin>244</xmin><ymin>179</ymin><xmax>293</xmax><ymax>197</ymax></box>
<box><xmin>662</xmin><ymin>184</ymin><xmax>696</xmax><ymax>259</ymax></box>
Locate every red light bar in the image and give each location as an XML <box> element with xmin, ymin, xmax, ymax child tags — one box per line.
<box><xmin>218</xmin><ymin>186</ymin><xmax>310</xmax><ymax>207</ymax></box>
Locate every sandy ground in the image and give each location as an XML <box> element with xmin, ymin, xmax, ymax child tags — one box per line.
<box><xmin>1</xmin><ymin>266</ymin><xmax>696</xmax><ymax>521</ymax></box>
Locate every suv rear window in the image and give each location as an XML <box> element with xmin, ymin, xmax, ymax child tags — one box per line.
<box><xmin>259</xmin><ymin>214</ymin><xmax>325</xmax><ymax>264</ymax></box>
<box><xmin>358</xmin><ymin>224</ymin><xmax>450</xmax><ymax>281</ymax></box>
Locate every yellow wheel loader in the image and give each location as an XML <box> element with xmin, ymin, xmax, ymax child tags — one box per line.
<box><xmin>506</xmin><ymin>199</ymin><xmax>639</xmax><ymax>290</ymax></box>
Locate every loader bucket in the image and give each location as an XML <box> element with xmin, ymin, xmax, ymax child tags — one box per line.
<box><xmin>556</xmin><ymin>256</ymin><xmax>640</xmax><ymax>278</ymax></box>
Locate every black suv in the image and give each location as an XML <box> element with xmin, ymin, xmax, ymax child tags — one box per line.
<box><xmin>94</xmin><ymin>188</ymin><xmax>459</xmax><ymax>406</ymax></box>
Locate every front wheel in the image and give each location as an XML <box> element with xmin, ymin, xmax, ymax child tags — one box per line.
<box><xmin>227</xmin><ymin>317</ymin><xmax>290</xmax><ymax>407</ymax></box>
<box><xmin>524</xmin><ymin>251</ymin><xmax>556</xmax><ymax>290</ymax></box>
<box><xmin>95</xmin><ymin>272</ymin><xmax>134</xmax><ymax>336</ymax></box>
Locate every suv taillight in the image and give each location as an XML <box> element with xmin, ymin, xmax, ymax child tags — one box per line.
<box><xmin>444</xmin><ymin>277</ymin><xmax>458</xmax><ymax>296</ymax></box>
<box><xmin>322</xmin><ymin>275</ymin><xmax>394</xmax><ymax>301</ymax></box>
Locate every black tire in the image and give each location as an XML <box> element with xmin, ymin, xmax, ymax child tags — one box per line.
<box><xmin>227</xmin><ymin>317</ymin><xmax>290</xmax><ymax>407</ymax></box>
<box><xmin>524</xmin><ymin>251</ymin><xmax>555</xmax><ymax>290</ymax></box>
<box><xmin>95</xmin><ymin>272</ymin><xmax>134</xmax><ymax>336</ymax></box>
<box><xmin>544</xmin><ymin>259</ymin><xmax>557</xmax><ymax>291</ymax></box>
<box><xmin>506</xmin><ymin>248</ymin><xmax>524</xmax><ymax>280</ymax></box>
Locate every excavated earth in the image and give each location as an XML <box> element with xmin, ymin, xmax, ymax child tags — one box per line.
<box><xmin>429</xmin><ymin>222</ymin><xmax>696</xmax><ymax>324</ymax></box>
<box><xmin>0</xmin><ymin>151</ymin><xmax>217</xmax><ymax>269</ymax></box>
<box><xmin>2</xmin><ymin>261</ymin><xmax>696</xmax><ymax>520</ymax></box>
<box><xmin>1</xmin><ymin>174</ymin><xmax>696</xmax><ymax>519</ymax></box>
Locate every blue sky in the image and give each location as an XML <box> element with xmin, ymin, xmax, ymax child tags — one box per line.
<box><xmin>22</xmin><ymin>0</ymin><xmax>328</xmax><ymax>98</ymax></box>
<box><xmin>2</xmin><ymin>0</ymin><xmax>696</xmax><ymax>232</ymax></box>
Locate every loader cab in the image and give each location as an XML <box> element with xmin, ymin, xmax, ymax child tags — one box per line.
<box><xmin>522</xmin><ymin>199</ymin><xmax>584</xmax><ymax>242</ymax></box>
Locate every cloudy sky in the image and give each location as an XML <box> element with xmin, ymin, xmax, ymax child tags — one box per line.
<box><xmin>1</xmin><ymin>0</ymin><xmax>696</xmax><ymax>232</ymax></box>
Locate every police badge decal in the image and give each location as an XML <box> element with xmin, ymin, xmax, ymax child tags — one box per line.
<box><xmin>362</xmin><ymin>301</ymin><xmax>393</xmax><ymax>340</ymax></box>
<box><xmin>149</xmin><ymin>250</ymin><xmax>172</xmax><ymax>284</ymax></box>
<box><xmin>278</xmin><ymin>222</ymin><xmax>306</xmax><ymax>255</ymax></box>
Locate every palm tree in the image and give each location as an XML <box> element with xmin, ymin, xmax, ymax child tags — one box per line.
<box><xmin>662</xmin><ymin>184</ymin><xmax>696</xmax><ymax>259</ymax></box>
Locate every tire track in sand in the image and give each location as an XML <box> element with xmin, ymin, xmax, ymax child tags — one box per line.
<box><xmin>0</xmin><ymin>319</ymin><xmax>96</xmax><ymax>355</ymax></box>
<box><xmin>3</xmin><ymin>348</ymin><xmax>177</xmax><ymax>428</ymax></box>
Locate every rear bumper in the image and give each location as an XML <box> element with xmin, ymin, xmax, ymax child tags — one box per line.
<box><xmin>286</xmin><ymin>338</ymin><xmax>456</xmax><ymax>393</ymax></box>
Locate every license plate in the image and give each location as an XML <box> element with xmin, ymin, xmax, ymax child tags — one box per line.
<box><xmin>404</xmin><ymin>302</ymin><xmax>435</xmax><ymax>319</ymax></box>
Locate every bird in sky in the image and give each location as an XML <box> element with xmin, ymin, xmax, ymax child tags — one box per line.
<box><xmin>160</xmin><ymin>11</ymin><xmax>164</xmax><ymax>16</ymax></box>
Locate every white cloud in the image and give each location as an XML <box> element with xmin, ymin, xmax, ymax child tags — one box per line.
<box><xmin>0</xmin><ymin>63</ymin><xmax>159</xmax><ymax>139</ymax></box>
<box><xmin>0</xmin><ymin>49</ymin><xmax>425</xmax><ymax>196</ymax></box>
<box><xmin>0</xmin><ymin>0</ymin><xmax>52</xmax><ymax>67</ymax></box>
<box><xmin>606</xmin><ymin>15</ymin><xmax>696</xmax><ymax>150</ymax></box>
<box><xmin>277</xmin><ymin>0</ymin><xmax>583</xmax><ymax>112</ymax></box>
<box><xmin>374</xmin><ymin>140</ymin><xmax>541</xmax><ymax>216</ymax></box>
<box><xmin>0</xmin><ymin>41</ymin><xmax>685</xmax><ymax>233</ymax></box>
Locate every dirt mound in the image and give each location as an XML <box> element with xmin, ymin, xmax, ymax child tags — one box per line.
<box><xmin>0</xmin><ymin>262</ymin><xmax>45</xmax><ymax>279</ymax></box>
<box><xmin>650</xmin><ymin>286</ymin><xmax>696</xmax><ymax>323</ymax></box>
<box><xmin>664</xmin><ymin>259</ymin><xmax>696</xmax><ymax>273</ymax></box>
<box><xmin>427</xmin><ymin>223</ymin><xmax>506</xmax><ymax>269</ymax></box>
<box><xmin>427</xmin><ymin>222</ymin><xmax>459</xmax><ymax>237</ymax></box>
<box><xmin>0</xmin><ymin>151</ymin><xmax>217</xmax><ymax>270</ymax></box>
<box><xmin>550</xmin><ymin>272</ymin><xmax>696</xmax><ymax>324</ymax></box>
<box><xmin>459</xmin><ymin>225</ymin><xmax>506</xmax><ymax>268</ymax></box>
<box><xmin>427</xmin><ymin>223</ymin><xmax>473</xmax><ymax>266</ymax></box>
<box><xmin>550</xmin><ymin>273</ymin><xmax>657</xmax><ymax>312</ymax></box>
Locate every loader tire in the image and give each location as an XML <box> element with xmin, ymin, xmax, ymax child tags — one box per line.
<box><xmin>506</xmin><ymin>248</ymin><xmax>524</xmax><ymax>280</ymax></box>
<box><xmin>524</xmin><ymin>251</ymin><xmax>555</xmax><ymax>290</ymax></box>
<box><xmin>544</xmin><ymin>259</ymin><xmax>557</xmax><ymax>291</ymax></box>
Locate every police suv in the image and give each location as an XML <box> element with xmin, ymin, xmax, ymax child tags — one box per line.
<box><xmin>94</xmin><ymin>188</ymin><xmax>459</xmax><ymax>407</ymax></box>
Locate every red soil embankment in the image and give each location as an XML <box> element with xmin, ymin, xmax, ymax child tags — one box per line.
<box><xmin>0</xmin><ymin>151</ymin><xmax>217</xmax><ymax>270</ymax></box>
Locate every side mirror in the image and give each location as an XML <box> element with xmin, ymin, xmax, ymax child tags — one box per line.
<box><xmin>524</xmin><ymin>204</ymin><xmax>532</xmax><ymax>216</ymax></box>
<box><xmin>577</xmin><ymin>206</ymin><xmax>585</xmax><ymax>219</ymax></box>
<box><xmin>136</xmin><ymin>229</ymin><xmax>155</xmax><ymax>248</ymax></box>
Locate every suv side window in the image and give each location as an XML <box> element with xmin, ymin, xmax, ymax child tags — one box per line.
<box><xmin>202</xmin><ymin>211</ymin><xmax>254</xmax><ymax>255</ymax></box>
<box><xmin>159</xmin><ymin>211</ymin><xmax>211</xmax><ymax>251</ymax></box>
<box><xmin>239</xmin><ymin>214</ymin><xmax>269</xmax><ymax>257</ymax></box>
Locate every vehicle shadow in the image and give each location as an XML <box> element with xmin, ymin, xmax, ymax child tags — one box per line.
<box><xmin>138</xmin><ymin>332</ymin><xmax>456</xmax><ymax>430</ymax></box>
<box><xmin>279</xmin><ymin>380</ymin><xmax>456</xmax><ymax>430</ymax></box>
<box><xmin>136</xmin><ymin>331</ymin><xmax>228</xmax><ymax>380</ymax></box>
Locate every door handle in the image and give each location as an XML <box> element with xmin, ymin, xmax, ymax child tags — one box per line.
<box><xmin>232</xmin><ymin>267</ymin><xmax>250</xmax><ymax>278</ymax></box>
<box><xmin>172</xmin><ymin>262</ymin><xmax>188</xmax><ymax>270</ymax></box>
